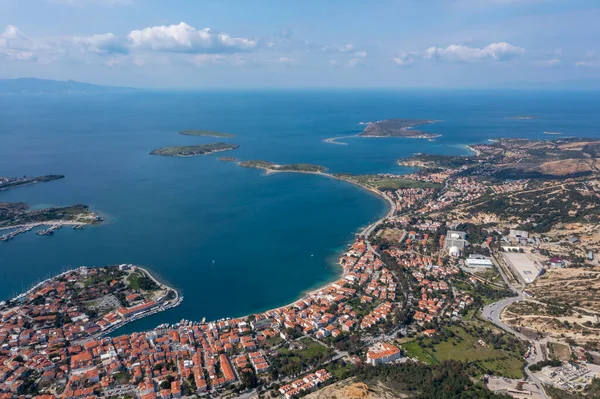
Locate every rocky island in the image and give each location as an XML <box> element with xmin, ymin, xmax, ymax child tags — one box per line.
<box><xmin>179</xmin><ymin>129</ymin><xmax>236</xmax><ymax>138</ymax></box>
<box><xmin>359</xmin><ymin>118</ymin><xmax>440</xmax><ymax>139</ymax></box>
<box><xmin>239</xmin><ymin>160</ymin><xmax>327</xmax><ymax>174</ymax></box>
<box><xmin>150</xmin><ymin>143</ymin><xmax>239</xmax><ymax>157</ymax></box>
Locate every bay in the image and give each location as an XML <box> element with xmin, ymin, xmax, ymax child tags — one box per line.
<box><xmin>0</xmin><ymin>89</ymin><xmax>598</xmax><ymax>333</ymax></box>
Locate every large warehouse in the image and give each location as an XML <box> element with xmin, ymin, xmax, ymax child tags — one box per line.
<box><xmin>501</xmin><ymin>252</ymin><xmax>541</xmax><ymax>284</ymax></box>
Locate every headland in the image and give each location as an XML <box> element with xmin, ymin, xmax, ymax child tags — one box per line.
<box><xmin>0</xmin><ymin>174</ymin><xmax>64</xmax><ymax>191</ymax></box>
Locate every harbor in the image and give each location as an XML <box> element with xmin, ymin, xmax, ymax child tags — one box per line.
<box><xmin>0</xmin><ymin>222</ymin><xmax>87</xmax><ymax>242</ymax></box>
<box><xmin>36</xmin><ymin>224</ymin><xmax>62</xmax><ymax>236</ymax></box>
<box><xmin>0</xmin><ymin>226</ymin><xmax>33</xmax><ymax>242</ymax></box>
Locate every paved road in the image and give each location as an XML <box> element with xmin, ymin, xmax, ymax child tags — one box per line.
<box><xmin>482</xmin><ymin>279</ymin><xmax>548</xmax><ymax>398</ymax></box>
<box><xmin>360</xmin><ymin>189</ymin><xmax>395</xmax><ymax>253</ymax></box>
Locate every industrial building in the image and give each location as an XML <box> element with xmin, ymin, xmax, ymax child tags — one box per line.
<box><xmin>465</xmin><ymin>254</ymin><xmax>494</xmax><ymax>268</ymax></box>
<box><xmin>501</xmin><ymin>252</ymin><xmax>541</xmax><ymax>284</ymax></box>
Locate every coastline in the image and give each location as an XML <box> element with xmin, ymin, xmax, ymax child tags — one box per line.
<box><xmin>6</xmin><ymin>263</ymin><xmax>183</xmax><ymax>340</ymax></box>
<box><xmin>99</xmin><ymin>265</ymin><xmax>183</xmax><ymax>338</ymax></box>
<box><xmin>466</xmin><ymin>145</ymin><xmax>481</xmax><ymax>156</ymax></box>
<box><xmin>5</xmin><ymin>167</ymin><xmax>392</xmax><ymax>336</ymax></box>
<box><xmin>199</xmin><ymin>169</ymin><xmax>394</xmax><ymax>323</ymax></box>
<box><xmin>322</xmin><ymin>132</ymin><xmax>441</xmax><ymax>145</ymax></box>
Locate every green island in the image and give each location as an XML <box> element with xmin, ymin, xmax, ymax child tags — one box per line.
<box><xmin>179</xmin><ymin>129</ymin><xmax>236</xmax><ymax>138</ymax></box>
<box><xmin>359</xmin><ymin>118</ymin><xmax>440</xmax><ymax>139</ymax></box>
<box><xmin>239</xmin><ymin>160</ymin><xmax>327</xmax><ymax>173</ymax></box>
<box><xmin>150</xmin><ymin>143</ymin><xmax>239</xmax><ymax>157</ymax></box>
<box><xmin>0</xmin><ymin>174</ymin><xmax>64</xmax><ymax>191</ymax></box>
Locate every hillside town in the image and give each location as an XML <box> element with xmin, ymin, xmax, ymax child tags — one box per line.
<box><xmin>2</xmin><ymin>138</ymin><xmax>600</xmax><ymax>399</ymax></box>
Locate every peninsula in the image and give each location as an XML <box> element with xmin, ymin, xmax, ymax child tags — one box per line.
<box><xmin>150</xmin><ymin>143</ymin><xmax>239</xmax><ymax>157</ymax></box>
<box><xmin>359</xmin><ymin>118</ymin><xmax>440</xmax><ymax>139</ymax></box>
<box><xmin>0</xmin><ymin>174</ymin><xmax>64</xmax><ymax>191</ymax></box>
<box><xmin>239</xmin><ymin>160</ymin><xmax>327</xmax><ymax>174</ymax></box>
<box><xmin>179</xmin><ymin>129</ymin><xmax>236</xmax><ymax>138</ymax></box>
<box><xmin>0</xmin><ymin>203</ymin><xmax>102</xmax><ymax>229</ymax></box>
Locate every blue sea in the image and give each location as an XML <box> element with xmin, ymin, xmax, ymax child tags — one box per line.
<box><xmin>1</xmin><ymin>89</ymin><xmax>599</xmax><ymax>334</ymax></box>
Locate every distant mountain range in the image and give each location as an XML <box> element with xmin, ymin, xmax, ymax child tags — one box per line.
<box><xmin>0</xmin><ymin>78</ymin><xmax>138</xmax><ymax>94</ymax></box>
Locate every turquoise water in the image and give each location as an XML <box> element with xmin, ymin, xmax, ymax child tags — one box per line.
<box><xmin>1</xmin><ymin>90</ymin><xmax>599</xmax><ymax>333</ymax></box>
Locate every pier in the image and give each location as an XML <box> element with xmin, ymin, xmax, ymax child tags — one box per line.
<box><xmin>0</xmin><ymin>226</ymin><xmax>33</xmax><ymax>242</ymax></box>
<box><xmin>36</xmin><ymin>224</ymin><xmax>62</xmax><ymax>236</ymax></box>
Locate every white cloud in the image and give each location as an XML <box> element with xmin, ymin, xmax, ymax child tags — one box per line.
<box><xmin>347</xmin><ymin>58</ymin><xmax>365</xmax><ymax>68</ymax></box>
<box><xmin>48</xmin><ymin>0</ymin><xmax>133</xmax><ymax>6</ymax></box>
<box><xmin>424</xmin><ymin>42</ymin><xmax>525</xmax><ymax>62</ymax></box>
<box><xmin>576</xmin><ymin>51</ymin><xmax>600</xmax><ymax>67</ymax></box>
<box><xmin>535</xmin><ymin>58</ymin><xmax>561</xmax><ymax>67</ymax></box>
<box><xmin>277</xmin><ymin>56</ymin><xmax>295</xmax><ymax>66</ymax></box>
<box><xmin>0</xmin><ymin>25</ymin><xmax>41</xmax><ymax>61</ymax></box>
<box><xmin>392</xmin><ymin>51</ymin><xmax>418</xmax><ymax>66</ymax></box>
<box><xmin>128</xmin><ymin>22</ymin><xmax>258</xmax><ymax>54</ymax></box>
<box><xmin>576</xmin><ymin>60</ymin><xmax>600</xmax><ymax>67</ymax></box>
<box><xmin>192</xmin><ymin>54</ymin><xmax>226</xmax><ymax>66</ymax></box>
<box><xmin>321</xmin><ymin>43</ymin><xmax>356</xmax><ymax>53</ymax></box>
<box><xmin>74</xmin><ymin>33</ymin><xmax>128</xmax><ymax>55</ymax></box>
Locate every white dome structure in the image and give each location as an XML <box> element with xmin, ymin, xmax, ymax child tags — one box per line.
<box><xmin>449</xmin><ymin>246</ymin><xmax>461</xmax><ymax>257</ymax></box>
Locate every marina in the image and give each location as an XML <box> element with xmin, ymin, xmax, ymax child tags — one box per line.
<box><xmin>35</xmin><ymin>224</ymin><xmax>62</xmax><ymax>236</ymax></box>
<box><xmin>0</xmin><ymin>226</ymin><xmax>33</xmax><ymax>242</ymax></box>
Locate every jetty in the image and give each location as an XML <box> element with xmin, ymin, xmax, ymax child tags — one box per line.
<box><xmin>0</xmin><ymin>226</ymin><xmax>33</xmax><ymax>242</ymax></box>
<box><xmin>36</xmin><ymin>224</ymin><xmax>62</xmax><ymax>236</ymax></box>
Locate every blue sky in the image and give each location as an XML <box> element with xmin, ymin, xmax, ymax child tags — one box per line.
<box><xmin>0</xmin><ymin>0</ymin><xmax>599</xmax><ymax>88</ymax></box>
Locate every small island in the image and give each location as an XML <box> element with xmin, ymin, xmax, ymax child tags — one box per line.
<box><xmin>218</xmin><ymin>156</ymin><xmax>239</xmax><ymax>162</ymax></box>
<box><xmin>179</xmin><ymin>129</ymin><xmax>236</xmax><ymax>138</ymax></box>
<box><xmin>359</xmin><ymin>119</ymin><xmax>440</xmax><ymax>139</ymax></box>
<box><xmin>150</xmin><ymin>143</ymin><xmax>239</xmax><ymax>157</ymax></box>
<box><xmin>544</xmin><ymin>131</ymin><xmax>562</xmax><ymax>135</ymax></box>
<box><xmin>504</xmin><ymin>115</ymin><xmax>538</xmax><ymax>120</ymax></box>
<box><xmin>0</xmin><ymin>174</ymin><xmax>64</xmax><ymax>191</ymax></box>
<box><xmin>239</xmin><ymin>160</ymin><xmax>327</xmax><ymax>174</ymax></box>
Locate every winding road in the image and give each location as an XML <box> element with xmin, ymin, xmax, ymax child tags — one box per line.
<box><xmin>481</xmin><ymin>258</ymin><xmax>548</xmax><ymax>399</ymax></box>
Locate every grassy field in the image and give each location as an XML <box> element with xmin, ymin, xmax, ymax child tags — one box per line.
<box><xmin>343</xmin><ymin>174</ymin><xmax>442</xmax><ymax>190</ymax></box>
<box><xmin>278</xmin><ymin>338</ymin><xmax>332</xmax><ymax>360</ymax></box>
<box><xmin>379</xmin><ymin>228</ymin><xmax>405</xmax><ymax>242</ymax></box>
<box><xmin>127</xmin><ymin>272</ymin><xmax>142</xmax><ymax>290</ymax></box>
<box><xmin>401</xmin><ymin>340</ymin><xmax>439</xmax><ymax>364</ymax></box>
<box><xmin>401</xmin><ymin>324</ymin><xmax>525</xmax><ymax>379</ymax></box>
<box><xmin>548</xmin><ymin>342</ymin><xmax>571</xmax><ymax>361</ymax></box>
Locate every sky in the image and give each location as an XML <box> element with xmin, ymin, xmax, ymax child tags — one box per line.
<box><xmin>0</xmin><ymin>0</ymin><xmax>599</xmax><ymax>89</ymax></box>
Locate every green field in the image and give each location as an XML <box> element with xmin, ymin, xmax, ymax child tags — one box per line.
<box><xmin>401</xmin><ymin>325</ymin><xmax>525</xmax><ymax>379</ymax></box>
<box><xmin>127</xmin><ymin>272</ymin><xmax>142</xmax><ymax>290</ymax></box>
<box><xmin>179</xmin><ymin>129</ymin><xmax>235</xmax><ymax>138</ymax></box>
<box><xmin>278</xmin><ymin>337</ymin><xmax>332</xmax><ymax>361</ymax></box>
<box><xmin>340</xmin><ymin>174</ymin><xmax>442</xmax><ymax>190</ymax></box>
<box><xmin>401</xmin><ymin>340</ymin><xmax>439</xmax><ymax>364</ymax></box>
